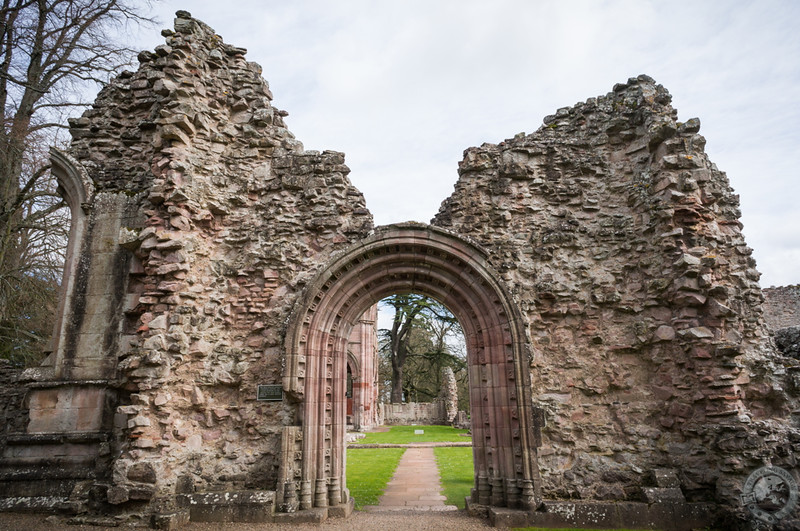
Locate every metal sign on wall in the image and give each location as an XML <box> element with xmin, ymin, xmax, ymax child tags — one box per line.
<box><xmin>257</xmin><ymin>384</ymin><xmax>283</xmax><ymax>401</ymax></box>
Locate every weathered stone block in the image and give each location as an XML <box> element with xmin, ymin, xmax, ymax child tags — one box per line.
<box><xmin>106</xmin><ymin>485</ymin><xmax>129</xmax><ymax>505</ymax></box>
<box><xmin>177</xmin><ymin>491</ymin><xmax>276</xmax><ymax>523</ymax></box>
<box><xmin>327</xmin><ymin>497</ymin><xmax>354</xmax><ymax>518</ymax></box>
<box><xmin>127</xmin><ymin>463</ymin><xmax>157</xmax><ymax>483</ymax></box>
<box><xmin>272</xmin><ymin>507</ymin><xmax>327</xmax><ymax>524</ymax></box>
<box><xmin>152</xmin><ymin>510</ymin><xmax>190</xmax><ymax>530</ymax></box>
<box><xmin>27</xmin><ymin>387</ymin><xmax>108</xmax><ymax>433</ymax></box>
<box><xmin>652</xmin><ymin>468</ymin><xmax>681</xmax><ymax>489</ymax></box>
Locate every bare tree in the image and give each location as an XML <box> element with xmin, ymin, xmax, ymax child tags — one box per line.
<box><xmin>0</xmin><ymin>0</ymin><xmax>154</xmax><ymax>365</ymax></box>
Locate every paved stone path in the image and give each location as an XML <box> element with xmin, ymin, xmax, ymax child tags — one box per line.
<box><xmin>363</xmin><ymin>446</ymin><xmax>458</xmax><ymax>512</ymax></box>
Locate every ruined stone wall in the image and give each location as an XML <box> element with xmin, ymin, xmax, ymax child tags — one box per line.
<box><xmin>6</xmin><ymin>10</ymin><xmax>798</xmax><ymax>525</ymax></box>
<box><xmin>763</xmin><ymin>286</ymin><xmax>800</xmax><ymax>360</ymax></box>
<box><xmin>433</xmin><ymin>76</ymin><xmax>800</xmax><ymax>507</ymax></box>
<box><xmin>63</xmin><ymin>11</ymin><xmax>372</xmax><ymax>508</ymax></box>
<box><xmin>381</xmin><ymin>402</ymin><xmax>446</xmax><ymax>426</ymax></box>
<box><xmin>763</xmin><ymin>285</ymin><xmax>800</xmax><ymax>331</ymax></box>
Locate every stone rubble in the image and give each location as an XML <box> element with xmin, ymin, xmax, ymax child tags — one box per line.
<box><xmin>775</xmin><ymin>327</ymin><xmax>800</xmax><ymax>359</ymax></box>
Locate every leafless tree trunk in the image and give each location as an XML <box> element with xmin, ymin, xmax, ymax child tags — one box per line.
<box><xmin>0</xmin><ymin>0</ymin><xmax>154</xmax><ymax>365</ymax></box>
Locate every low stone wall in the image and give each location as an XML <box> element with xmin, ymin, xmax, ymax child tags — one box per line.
<box><xmin>380</xmin><ymin>401</ymin><xmax>448</xmax><ymax>425</ymax></box>
<box><xmin>762</xmin><ymin>285</ymin><xmax>800</xmax><ymax>331</ymax></box>
<box><xmin>381</xmin><ymin>367</ymin><xmax>460</xmax><ymax>426</ymax></box>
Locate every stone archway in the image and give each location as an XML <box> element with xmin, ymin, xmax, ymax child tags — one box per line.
<box><xmin>281</xmin><ymin>223</ymin><xmax>541</xmax><ymax>512</ymax></box>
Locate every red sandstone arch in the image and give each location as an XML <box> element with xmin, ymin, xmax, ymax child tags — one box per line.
<box><xmin>282</xmin><ymin>224</ymin><xmax>541</xmax><ymax>511</ymax></box>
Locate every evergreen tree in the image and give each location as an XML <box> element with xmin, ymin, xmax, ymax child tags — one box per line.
<box><xmin>378</xmin><ymin>293</ymin><xmax>467</xmax><ymax>410</ymax></box>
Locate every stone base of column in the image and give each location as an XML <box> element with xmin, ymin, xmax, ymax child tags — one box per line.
<box><xmin>327</xmin><ymin>495</ymin><xmax>354</xmax><ymax>518</ymax></box>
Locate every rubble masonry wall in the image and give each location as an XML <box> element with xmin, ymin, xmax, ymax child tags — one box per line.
<box><xmin>433</xmin><ymin>75</ymin><xmax>800</xmax><ymax>505</ymax></box>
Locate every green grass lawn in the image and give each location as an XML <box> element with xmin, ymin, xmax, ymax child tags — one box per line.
<box><xmin>346</xmin><ymin>447</ymin><xmax>405</xmax><ymax>509</ymax></box>
<box><xmin>346</xmin><ymin>425</ymin><xmax>473</xmax><ymax>510</ymax></box>
<box><xmin>349</xmin><ymin>431</ymin><xmax>656</xmax><ymax>528</ymax></box>
<box><xmin>433</xmin><ymin>446</ymin><xmax>474</xmax><ymax>509</ymax></box>
<box><xmin>358</xmin><ymin>424</ymin><xmax>471</xmax><ymax>444</ymax></box>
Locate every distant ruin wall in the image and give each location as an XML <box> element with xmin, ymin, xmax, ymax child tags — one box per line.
<box><xmin>381</xmin><ymin>367</ymin><xmax>459</xmax><ymax>426</ymax></box>
<box><xmin>762</xmin><ymin>285</ymin><xmax>800</xmax><ymax>331</ymax></box>
<box><xmin>380</xmin><ymin>402</ymin><xmax>447</xmax><ymax>425</ymax></box>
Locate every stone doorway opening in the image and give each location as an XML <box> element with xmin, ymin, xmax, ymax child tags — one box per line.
<box><xmin>280</xmin><ymin>224</ymin><xmax>541</xmax><ymax>513</ymax></box>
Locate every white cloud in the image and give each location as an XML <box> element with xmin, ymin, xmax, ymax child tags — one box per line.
<box><xmin>139</xmin><ymin>0</ymin><xmax>800</xmax><ymax>286</ymax></box>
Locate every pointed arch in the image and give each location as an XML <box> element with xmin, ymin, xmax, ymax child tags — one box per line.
<box><xmin>48</xmin><ymin>148</ymin><xmax>94</xmax><ymax>372</ymax></box>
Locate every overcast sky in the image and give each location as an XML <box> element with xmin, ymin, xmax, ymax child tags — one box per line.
<box><xmin>134</xmin><ymin>0</ymin><xmax>799</xmax><ymax>288</ymax></box>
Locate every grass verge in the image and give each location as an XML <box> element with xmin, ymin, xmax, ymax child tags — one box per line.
<box><xmin>346</xmin><ymin>447</ymin><xmax>405</xmax><ymax>509</ymax></box>
<box><xmin>433</xmin><ymin>446</ymin><xmax>473</xmax><ymax>509</ymax></box>
<box><xmin>358</xmin><ymin>424</ymin><xmax>471</xmax><ymax>444</ymax></box>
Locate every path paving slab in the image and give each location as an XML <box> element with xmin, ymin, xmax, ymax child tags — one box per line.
<box><xmin>363</xmin><ymin>447</ymin><xmax>458</xmax><ymax>513</ymax></box>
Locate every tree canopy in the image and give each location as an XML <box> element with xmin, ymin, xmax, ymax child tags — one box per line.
<box><xmin>377</xmin><ymin>293</ymin><xmax>468</xmax><ymax>411</ymax></box>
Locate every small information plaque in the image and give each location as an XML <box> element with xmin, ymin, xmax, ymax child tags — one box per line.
<box><xmin>257</xmin><ymin>384</ymin><xmax>283</xmax><ymax>401</ymax></box>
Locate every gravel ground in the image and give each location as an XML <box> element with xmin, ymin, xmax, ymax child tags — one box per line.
<box><xmin>0</xmin><ymin>510</ymin><xmax>494</xmax><ymax>530</ymax></box>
